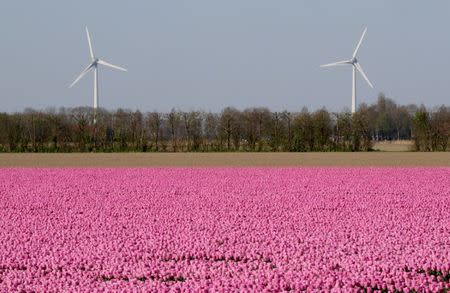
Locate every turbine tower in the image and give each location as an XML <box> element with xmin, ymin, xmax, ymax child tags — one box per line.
<box><xmin>70</xmin><ymin>27</ymin><xmax>127</xmax><ymax>124</ymax></box>
<box><xmin>321</xmin><ymin>27</ymin><xmax>374</xmax><ymax>114</ymax></box>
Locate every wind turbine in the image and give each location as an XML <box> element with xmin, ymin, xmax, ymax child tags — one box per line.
<box><xmin>321</xmin><ymin>27</ymin><xmax>374</xmax><ymax>114</ymax></box>
<box><xmin>69</xmin><ymin>27</ymin><xmax>127</xmax><ymax>125</ymax></box>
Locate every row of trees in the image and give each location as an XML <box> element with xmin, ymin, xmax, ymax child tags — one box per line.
<box><xmin>0</xmin><ymin>94</ymin><xmax>448</xmax><ymax>152</ymax></box>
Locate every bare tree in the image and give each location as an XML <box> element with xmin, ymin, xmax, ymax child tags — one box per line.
<box><xmin>242</xmin><ymin>109</ymin><xmax>259</xmax><ymax>151</ymax></box>
<box><xmin>148</xmin><ymin>112</ymin><xmax>163</xmax><ymax>151</ymax></box>
<box><xmin>352</xmin><ymin>106</ymin><xmax>372</xmax><ymax>151</ymax></box>
<box><xmin>219</xmin><ymin>108</ymin><xmax>234</xmax><ymax>151</ymax></box>
<box><xmin>268</xmin><ymin>112</ymin><xmax>286</xmax><ymax>151</ymax></box>
<box><xmin>113</xmin><ymin>109</ymin><xmax>132</xmax><ymax>151</ymax></box>
<box><xmin>204</xmin><ymin>112</ymin><xmax>219</xmax><ymax>151</ymax></box>
<box><xmin>430</xmin><ymin>106</ymin><xmax>450</xmax><ymax>151</ymax></box>
<box><xmin>166</xmin><ymin>109</ymin><xmax>180</xmax><ymax>152</ymax></box>
<box><xmin>335</xmin><ymin>112</ymin><xmax>352</xmax><ymax>151</ymax></box>
<box><xmin>312</xmin><ymin>109</ymin><xmax>332</xmax><ymax>151</ymax></box>
<box><xmin>282</xmin><ymin>111</ymin><xmax>293</xmax><ymax>151</ymax></box>
<box><xmin>293</xmin><ymin>108</ymin><xmax>314</xmax><ymax>151</ymax></box>
<box><xmin>71</xmin><ymin>107</ymin><xmax>91</xmax><ymax>151</ymax></box>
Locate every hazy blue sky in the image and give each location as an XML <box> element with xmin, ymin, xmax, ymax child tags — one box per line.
<box><xmin>1</xmin><ymin>1</ymin><xmax>449</xmax><ymax>113</ymax></box>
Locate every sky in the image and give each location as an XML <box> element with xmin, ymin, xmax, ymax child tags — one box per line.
<box><xmin>1</xmin><ymin>1</ymin><xmax>449</xmax><ymax>113</ymax></box>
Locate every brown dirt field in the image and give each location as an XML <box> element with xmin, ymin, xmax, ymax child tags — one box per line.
<box><xmin>373</xmin><ymin>140</ymin><xmax>414</xmax><ymax>152</ymax></box>
<box><xmin>0</xmin><ymin>153</ymin><xmax>449</xmax><ymax>167</ymax></box>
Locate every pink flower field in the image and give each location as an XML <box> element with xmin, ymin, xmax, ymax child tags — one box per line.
<box><xmin>0</xmin><ymin>168</ymin><xmax>449</xmax><ymax>292</ymax></box>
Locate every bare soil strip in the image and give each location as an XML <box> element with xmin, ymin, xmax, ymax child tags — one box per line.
<box><xmin>0</xmin><ymin>153</ymin><xmax>449</xmax><ymax>167</ymax></box>
<box><xmin>373</xmin><ymin>140</ymin><xmax>414</xmax><ymax>152</ymax></box>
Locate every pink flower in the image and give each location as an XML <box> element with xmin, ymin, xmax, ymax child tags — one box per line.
<box><xmin>0</xmin><ymin>167</ymin><xmax>448</xmax><ymax>291</ymax></box>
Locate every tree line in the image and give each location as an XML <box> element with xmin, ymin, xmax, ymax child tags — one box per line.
<box><xmin>0</xmin><ymin>94</ymin><xmax>448</xmax><ymax>152</ymax></box>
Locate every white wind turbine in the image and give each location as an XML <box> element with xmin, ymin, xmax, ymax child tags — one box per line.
<box><xmin>321</xmin><ymin>27</ymin><xmax>374</xmax><ymax>114</ymax></box>
<box><xmin>69</xmin><ymin>27</ymin><xmax>127</xmax><ymax>124</ymax></box>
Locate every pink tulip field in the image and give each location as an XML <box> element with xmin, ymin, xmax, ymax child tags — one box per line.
<box><xmin>0</xmin><ymin>167</ymin><xmax>449</xmax><ymax>292</ymax></box>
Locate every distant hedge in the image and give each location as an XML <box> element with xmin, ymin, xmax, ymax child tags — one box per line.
<box><xmin>0</xmin><ymin>94</ymin><xmax>448</xmax><ymax>152</ymax></box>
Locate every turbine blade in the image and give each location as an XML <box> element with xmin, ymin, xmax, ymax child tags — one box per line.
<box><xmin>69</xmin><ymin>62</ymin><xmax>94</xmax><ymax>88</ymax></box>
<box><xmin>355</xmin><ymin>63</ymin><xmax>373</xmax><ymax>88</ymax></box>
<box><xmin>352</xmin><ymin>27</ymin><xmax>367</xmax><ymax>58</ymax></box>
<box><xmin>86</xmin><ymin>26</ymin><xmax>94</xmax><ymax>59</ymax></box>
<box><xmin>97</xmin><ymin>59</ymin><xmax>127</xmax><ymax>72</ymax></box>
<box><xmin>320</xmin><ymin>60</ymin><xmax>352</xmax><ymax>68</ymax></box>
